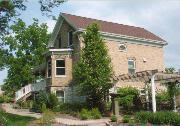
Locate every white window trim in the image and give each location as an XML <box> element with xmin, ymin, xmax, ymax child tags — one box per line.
<box><xmin>47</xmin><ymin>60</ymin><xmax>52</xmax><ymax>78</ymax></box>
<box><xmin>55</xmin><ymin>59</ymin><xmax>66</xmax><ymax>77</ymax></box>
<box><xmin>118</xmin><ymin>43</ymin><xmax>127</xmax><ymax>52</ymax></box>
<box><xmin>128</xmin><ymin>59</ymin><xmax>136</xmax><ymax>73</ymax></box>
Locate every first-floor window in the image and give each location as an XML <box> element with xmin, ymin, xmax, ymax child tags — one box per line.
<box><xmin>47</xmin><ymin>60</ymin><xmax>51</xmax><ymax>77</ymax></box>
<box><xmin>128</xmin><ymin>59</ymin><xmax>136</xmax><ymax>74</ymax></box>
<box><xmin>56</xmin><ymin>90</ymin><xmax>65</xmax><ymax>102</ymax></box>
<box><xmin>56</xmin><ymin>59</ymin><xmax>65</xmax><ymax>76</ymax></box>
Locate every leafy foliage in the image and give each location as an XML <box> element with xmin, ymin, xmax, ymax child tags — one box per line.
<box><xmin>32</xmin><ymin>91</ymin><xmax>59</xmax><ymax>112</ymax></box>
<box><xmin>156</xmin><ymin>91</ymin><xmax>171</xmax><ymax>110</ymax></box>
<box><xmin>0</xmin><ymin>0</ymin><xmax>65</xmax><ymax>36</ymax></box>
<box><xmin>135</xmin><ymin>111</ymin><xmax>180</xmax><ymax>125</ymax></box>
<box><xmin>79</xmin><ymin>108</ymin><xmax>101</xmax><ymax>120</ymax></box>
<box><xmin>73</xmin><ymin>23</ymin><xmax>113</xmax><ymax>111</ymax></box>
<box><xmin>1</xmin><ymin>19</ymin><xmax>49</xmax><ymax>95</ymax></box>
<box><xmin>39</xmin><ymin>109</ymin><xmax>55</xmax><ymax>126</ymax></box>
<box><xmin>117</xmin><ymin>87</ymin><xmax>139</xmax><ymax>111</ymax></box>
<box><xmin>111</xmin><ymin>115</ymin><xmax>117</xmax><ymax>122</ymax></box>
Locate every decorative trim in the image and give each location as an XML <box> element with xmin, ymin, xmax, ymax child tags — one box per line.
<box><xmin>49</xmin><ymin>48</ymin><xmax>73</xmax><ymax>52</ymax></box>
<box><xmin>77</xmin><ymin>28</ymin><xmax>167</xmax><ymax>47</ymax></box>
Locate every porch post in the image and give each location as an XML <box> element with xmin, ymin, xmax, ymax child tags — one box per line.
<box><xmin>151</xmin><ymin>74</ymin><xmax>156</xmax><ymax>112</ymax></box>
<box><xmin>145</xmin><ymin>83</ymin><xmax>149</xmax><ymax>110</ymax></box>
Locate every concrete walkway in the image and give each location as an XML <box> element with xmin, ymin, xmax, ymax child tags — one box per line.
<box><xmin>55</xmin><ymin>118</ymin><xmax>111</xmax><ymax>126</ymax></box>
<box><xmin>1</xmin><ymin>103</ymin><xmax>42</xmax><ymax>119</ymax></box>
<box><xmin>1</xmin><ymin>103</ymin><xmax>111</xmax><ymax>126</ymax></box>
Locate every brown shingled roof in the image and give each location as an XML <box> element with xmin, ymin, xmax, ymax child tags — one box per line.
<box><xmin>61</xmin><ymin>13</ymin><xmax>165</xmax><ymax>42</ymax></box>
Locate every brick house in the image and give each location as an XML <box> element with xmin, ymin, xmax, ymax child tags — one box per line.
<box><xmin>15</xmin><ymin>13</ymin><xmax>167</xmax><ymax>102</ymax></box>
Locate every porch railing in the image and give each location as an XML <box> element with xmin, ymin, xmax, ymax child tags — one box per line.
<box><xmin>15</xmin><ymin>80</ymin><xmax>46</xmax><ymax>101</ymax></box>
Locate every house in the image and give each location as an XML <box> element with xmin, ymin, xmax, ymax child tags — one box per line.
<box><xmin>15</xmin><ymin>13</ymin><xmax>167</xmax><ymax>102</ymax></box>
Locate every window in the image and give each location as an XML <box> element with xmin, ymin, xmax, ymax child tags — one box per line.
<box><xmin>118</xmin><ymin>44</ymin><xmax>127</xmax><ymax>52</ymax></box>
<box><xmin>68</xmin><ymin>31</ymin><xmax>73</xmax><ymax>47</ymax></box>
<box><xmin>56</xmin><ymin>59</ymin><xmax>65</xmax><ymax>76</ymax></box>
<box><xmin>47</xmin><ymin>60</ymin><xmax>51</xmax><ymax>77</ymax></box>
<box><xmin>128</xmin><ymin>59</ymin><xmax>136</xmax><ymax>74</ymax></box>
<box><xmin>58</xmin><ymin>36</ymin><xmax>61</xmax><ymax>48</ymax></box>
<box><xmin>56</xmin><ymin>90</ymin><xmax>65</xmax><ymax>102</ymax></box>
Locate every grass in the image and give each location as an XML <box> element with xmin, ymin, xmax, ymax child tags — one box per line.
<box><xmin>1</xmin><ymin>111</ymin><xmax>35</xmax><ymax>126</ymax></box>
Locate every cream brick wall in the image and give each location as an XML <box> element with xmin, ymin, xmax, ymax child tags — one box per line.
<box><xmin>105</xmin><ymin>40</ymin><xmax>165</xmax><ymax>76</ymax></box>
<box><xmin>51</xmin><ymin>54</ymin><xmax>73</xmax><ymax>87</ymax></box>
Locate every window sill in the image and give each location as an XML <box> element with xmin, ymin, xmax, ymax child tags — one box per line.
<box><xmin>55</xmin><ymin>75</ymin><xmax>66</xmax><ymax>78</ymax></box>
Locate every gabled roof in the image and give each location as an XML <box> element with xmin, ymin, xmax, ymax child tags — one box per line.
<box><xmin>61</xmin><ymin>13</ymin><xmax>166</xmax><ymax>43</ymax></box>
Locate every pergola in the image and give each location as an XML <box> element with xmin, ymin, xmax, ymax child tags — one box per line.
<box><xmin>113</xmin><ymin>69</ymin><xmax>180</xmax><ymax>113</ymax></box>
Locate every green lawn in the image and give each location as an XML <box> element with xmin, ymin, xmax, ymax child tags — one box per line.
<box><xmin>0</xmin><ymin>110</ymin><xmax>35</xmax><ymax>126</ymax></box>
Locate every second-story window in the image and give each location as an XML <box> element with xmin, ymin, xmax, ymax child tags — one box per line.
<box><xmin>56</xmin><ymin>59</ymin><xmax>65</xmax><ymax>76</ymax></box>
<box><xmin>47</xmin><ymin>60</ymin><xmax>51</xmax><ymax>77</ymax></box>
<box><xmin>128</xmin><ymin>59</ymin><xmax>136</xmax><ymax>74</ymax></box>
<box><xmin>68</xmin><ymin>31</ymin><xmax>73</xmax><ymax>47</ymax></box>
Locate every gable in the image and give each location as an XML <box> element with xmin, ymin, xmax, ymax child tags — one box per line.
<box><xmin>48</xmin><ymin>16</ymin><xmax>75</xmax><ymax>48</ymax></box>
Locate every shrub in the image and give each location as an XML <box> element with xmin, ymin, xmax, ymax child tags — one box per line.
<box><xmin>39</xmin><ymin>109</ymin><xmax>55</xmax><ymax>126</ymax></box>
<box><xmin>111</xmin><ymin>115</ymin><xmax>117</xmax><ymax>122</ymax></box>
<box><xmin>156</xmin><ymin>91</ymin><xmax>171</xmax><ymax>110</ymax></box>
<box><xmin>53</xmin><ymin>102</ymin><xmax>87</xmax><ymax>114</ymax></box>
<box><xmin>117</xmin><ymin>87</ymin><xmax>139</xmax><ymax>111</ymax></box>
<box><xmin>79</xmin><ymin>109</ymin><xmax>90</xmax><ymax>120</ymax></box>
<box><xmin>0</xmin><ymin>95</ymin><xmax>12</xmax><ymax>103</ymax></box>
<box><xmin>91</xmin><ymin>108</ymin><xmax>101</xmax><ymax>119</ymax></box>
<box><xmin>79</xmin><ymin>108</ymin><xmax>101</xmax><ymax>120</ymax></box>
<box><xmin>32</xmin><ymin>91</ymin><xmax>59</xmax><ymax>112</ymax></box>
<box><xmin>135</xmin><ymin>111</ymin><xmax>180</xmax><ymax>125</ymax></box>
<box><xmin>123</xmin><ymin>115</ymin><xmax>131</xmax><ymax>123</ymax></box>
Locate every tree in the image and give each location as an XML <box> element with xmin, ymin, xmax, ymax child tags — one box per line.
<box><xmin>165</xmin><ymin>67</ymin><xmax>180</xmax><ymax>112</ymax></box>
<box><xmin>0</xmin><ymin>0</ymin><xmax>65</xmax><ymax>36</ymax></box>
<box><xmin>73</xmin><ymin>23</ymin><xmax>113</xmax><ymax>111</ymax></box>
<box><xmin>2</xmin><ymin>19</ymin><xmax>50</xmax><ymax>96</ymax></box>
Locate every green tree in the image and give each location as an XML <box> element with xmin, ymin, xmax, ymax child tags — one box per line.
<box><xmin>2</xmin><ymin>19</ymin><xmax>50</xmax><ymax>96</ymax></box>
<box><xmin>165</xmin><ymin>67</ymin><xmax>180</xmax><ymax>111</ymax></box>
<box><xmin>73</xmin><ymin>23</ymin><xmax>113</xmax><ymax>111</ymax></box>
<box><xmin>0</xmin><ymin>0</ymin><xmax>65</xmax><ymax>36</ymax></box>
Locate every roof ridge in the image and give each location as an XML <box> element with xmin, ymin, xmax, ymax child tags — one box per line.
<box><xmin>61</xmin><ymin>12</ymin><xmax>144</xmax><ymax>30</ymax></box>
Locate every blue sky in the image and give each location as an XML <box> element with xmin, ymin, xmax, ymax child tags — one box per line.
<box><xmin>0</xmin><ymin>0</ymin><xmax>180</xmax><ymax>84</ymax></box>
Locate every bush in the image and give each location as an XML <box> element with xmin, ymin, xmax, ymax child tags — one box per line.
<box><xmin>79</xmin><ymin>109</ymin><xmax>90</xmax><ymax>120</ymax></box>
<box><xmin>91</xmin><ymin>108</ymin><xmax>101</xmax><ymax>119</ymax></box>
<box><xmin>54</xmin><ymin>102</ymin><xmax>87</xmax><ymax>114</ymax></box>
<box><xmin>0</xmin><ymin>95</ymin><xmax>12</xmax><ymax>103</ymax></box>
<box><xmin>156</xmin><ymin>91</ymin><xmax>171</xmax><ymax>110</ymax></box>
<box><xmin>135</xmin><ymin>111</ymin><xmax>180</xmax><ymax>125</ymax></box>
<box><xmin>39</xmin><ymin>109</ymin><xmax>55</xmax><ymax>126</ymax></box>
<box><xmin>79</xmin><ymin>108</ymin><xmax>101</xmax><ymax>120</ymax></box>
<box><xmin>123</xmin><ymin>115</ymin><xmax>130</xmax><ymax>123</ymax></box>
<box><xmin>117</xmin><ymin>87</ymin><xmax>139</xmax><ymax>111</ymax></box>
<box><xmin>32</xmin><ymin>91</ymin><xmax>59</xmax><ymax>112</ymax></box>
<box><xmin>111</xmin><ymin>115</ymin><xmax>117</xmax><ymax>122</ymax></box>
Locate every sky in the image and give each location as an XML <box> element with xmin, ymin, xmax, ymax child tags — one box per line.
<box><xmin>0</xmin><ymin>0</ymin><xmax>180</xmax><ymax>84</ymax></box>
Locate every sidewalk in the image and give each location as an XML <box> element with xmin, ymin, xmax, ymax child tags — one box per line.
<box><xmin>1</xmin><ymin>103</ymin><xmax>42</xmax><ymax>119</ymax></box>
